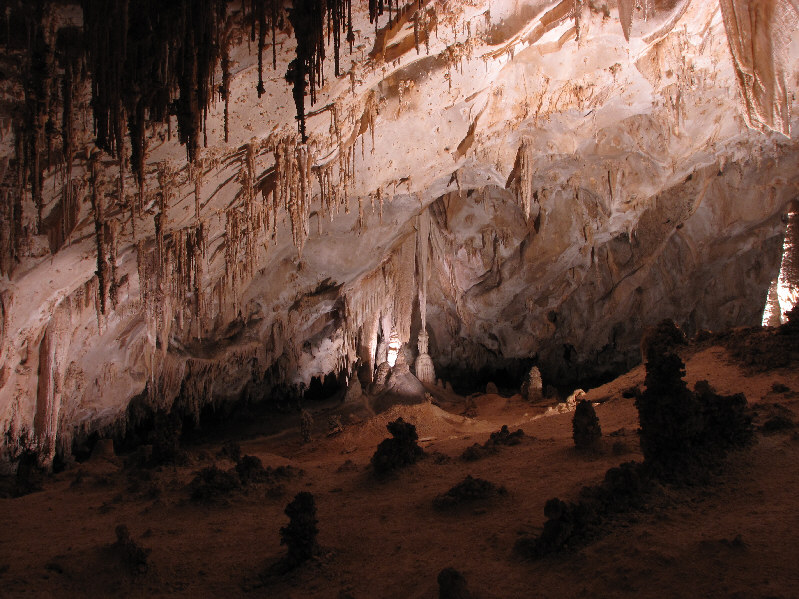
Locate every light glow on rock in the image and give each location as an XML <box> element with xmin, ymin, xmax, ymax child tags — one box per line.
<box><xmin>387</xmin><ymin>331</ymin><xmax>401</xmax><ymax>368</ymax></box>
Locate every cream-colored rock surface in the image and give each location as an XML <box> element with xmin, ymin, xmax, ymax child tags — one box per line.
<box><xmin>1</xmin><ymin>0</ymin><xmax>798</xmax><ymax>468</ymax></box>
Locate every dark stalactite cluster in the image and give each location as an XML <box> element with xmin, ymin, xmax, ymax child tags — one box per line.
<box><xmin>0</xmin><ymin>0</ymin><xmax>414</xmax><ymax>283</ymax></box>
<box><xmin>82</xmin><ymin>0</ymin><xmax>230</xmax><ymax>167</ymax></box>
<box><xmin>286</xmin><ymin>0</ymin><xmax>372</xmax><ymax>142</ymax></box>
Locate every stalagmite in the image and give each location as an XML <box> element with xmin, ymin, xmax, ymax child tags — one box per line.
<box><xmin>414</xmin><ymin>331</ymin><xmax>435</xmax><ymax>384</ymax></box>
<box><xmin>414</xmin><ymin>210</ymin><xmax>435</xmax><ymax>384</ymax></box>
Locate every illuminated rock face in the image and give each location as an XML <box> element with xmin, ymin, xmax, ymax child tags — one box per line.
<box><xmin>0</xmin><ymin>0</ymin><xmax>798</xmax><ymax>467</ymax></box>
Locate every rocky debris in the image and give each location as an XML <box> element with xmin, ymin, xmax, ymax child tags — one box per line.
<box><xmin>621</xmin><ymin>386</ymin><xmax>641</xmax><ymax>399</ymax></box>
<box><xmin>218</xmin><ymin>441</ymin><xmax>242</xmax><ymax>463</ymax></box>
<box><xmin>545</xmin><ymin>389</ymin><xmax>585</xmax><ymax>415</ymax></box>
<box><xmin>572</xmin><ymin>400</ymin><xmax>602</xmax><ymax>452</ymax></box>
<box><xmin>437</xmin><ymin>567</ymin><xmax>472</xmax><ymax>599</ymax></box>
<box><xmin>519</xmin><ymin>327</ymin><xmax>757</xmax><ymax>559</ymax></box>
<box><xmin>147</xmin><ymin>411</ymin><xmax>185</xmax><ymax>467</ymax></box>
<box><xmin>515</xmin><ymin>461</ymin><xmax>651</xmax><ymax>559</ymax></box>
<box><xmin>637</xmin><ymin>339</ymin><xmax>753</xmax><ymax>479</ymax></box>
<box><xmin>461</xmin><ymin>425</ymin><xmax>526</xmax><ymax>461</ymax></box>
<box><xmin>370</xmin><ymin>418</ymin><xmax>424</xmax><ymax>475</ymax></box>
<box><xmin>300</xmin><ymin>410</ymin><xmax>314</xmax><ymax>444</ymax></box>
<box><xmin>189</xmin><ymin>456</ymin><xmax>302</xmax><ymax>503</ymax></box>
<box><xmin>771</xmin><ymin>382</ymin><xmax>791</xmax><ymax>394</ymax></box>
<box><xmin>432</xmin><ymin>475</ymin><xmax>507</xmax><ymax>510</ymax></box>
<box><xmin>89</xmin><ymin>439</ymin><xmax>116</xmax><ymax>462</ymax></box>
<box><xmin>753</xmin><ymin>402</ymin><xmax>796</xmax><ymax>434</ymax></box>
<box><xmin>188</xmin><ymin>466</ymin><xmax>241</xmax><ymax>503</ymax></box>
<box><xmin>279</xmin><ymin>492</ymin><xmax>319</xmax><ymax>568</ymax></box>
<box><xmin>10</xmin><ymin>450</ymin><xmax>45</xmax><ymax>497</ymax></box>
<box><xmin>694</xmin><ymin>381</ymin><xmax>753</xmax><ymax>452</ymax></box>
<box><xmin>722</xmin><ymin>311</ymin><xmax>799</xmax><ymax>371</ymax></box>
<box><xmin>111</xmin><ymin>525</ymin><xmax>149</xmax><ymax>575</ymax></box>
<box><xmin>336</xmin><ymin>459</ymin><xmax>358</xmax><ymax>473</ymax></box>
<box><xmin>521</xmin><ymin>366</ymin><xmax>543</xmax><ymax>402</ymax></box>
<box><xmin>327</xmin><ymin>415</ymin><xmax>344</xmax><ymax>436</ymax></box>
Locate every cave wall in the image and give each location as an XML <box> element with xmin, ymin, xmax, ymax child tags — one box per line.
<box><xmin>0</xmin><ymin>0</ymin><xmax>798</xmax><ymax>468</ymax></box>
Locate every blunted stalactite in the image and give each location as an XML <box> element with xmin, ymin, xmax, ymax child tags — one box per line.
<box><xmin>57</xmin><ymin>26</ymin><xmax>83</xmax><ymax>177</ymax></box>
<box><xmin>128</xmin><ymin>99</ymin><xmax>147</xmax><ymax>207</ymax></box>
<box><xmin>507</xmin><ymin>139</ymin><xmax>536</xmax><ymax>221</ymax></box>
<box><xmin>19</xmin><ymin>4</ymin><xmax>53</xmax><ymax>236</ymax></box>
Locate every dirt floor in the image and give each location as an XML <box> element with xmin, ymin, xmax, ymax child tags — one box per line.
<box><xmin>2</xmin><ymin>338</ymin><xmax>799</xmax><ymax>598</ymax></box>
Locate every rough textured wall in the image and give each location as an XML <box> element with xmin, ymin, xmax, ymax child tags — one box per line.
<box><xmin>0</xmin><ymin>0</ymin><xmax>798</xmax><ymax>467</ymax></box>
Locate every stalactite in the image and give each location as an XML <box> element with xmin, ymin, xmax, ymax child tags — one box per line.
<box><xmin>271</xmin><ymin>133</ymin><xmax>314</xmax><ymax>255</ymax></box>
<box><xmin>89</xmin><ymin>155</ymin><xmax>109</xmax><ymax>316</ymax></box>
<box><xmin>57</xmin><ymin>26</ymin><xmax>83</xmax><ymax>178</ymax></box>
<box><xmin>0</xmin><ymin>188</ymin><xmax>13</xmax><ymax>277</ymax></box>
<box><xmin>21</xmin><ymin>6</ymin><xmax>51</xmax><ymax>235</ymax></box>
<box><xmin>618</xmin><ymin>0</ymin><xmax>634</xmax><ymax>42</ymax></box>
<box><xmin>155</xmin><ymin>163</ymin><xmax>173</xmax><ymax>272</ymax></box>
<box><xmin>34</xmin><ymin>302</ymin><xmax>71</xmax><ymax>466</ymax></box>
<box><xmin>192</xmin><ymin>157</ymin><xmax>204</xmax><ymax>221</ymax></box>
<box><xmin>286</xmin><ymin>0</ymin><xmax>357</xmax><ymax>142</ymax></box>
<box><xmin>128</xmin><ymin>100</ymin><xmax>146</xmax><ymax>207</ymax></box>
<box><xmin>220</xmin><ymin>38</ymin><xmax>231</xmax><ymax>143</ymax></box>
<box><xmin>507</xmin><ymin>140</ymin><xmax>536</xmax><ymax>221</ymax></box>
<box><xmin>193</xmin><ymin>223</ymin><xmax>205</xmax><ymax>335</ymax></box>
<box><xmin>107</xmin><ymin>218</ymin><xmax>119</xmax><ymax>309</ymax></box>
<box><xmin>392</xmin><ymin>234</ymin><xmax>416</xmax><ymax>345</ymax></box>
<box><xmin>286</xmin><ymin>0</ymin><xmax>324</xmax><ymax>142</ymax></box>
<box><xmin>83</xmin><ymin>0</ymin><xmax>230</xmax><ymax>163</ymax></box>
<box><xmin>416</xmin><ymin>209</ymin><xmax>430</xmax><ymax>332</ymax></box>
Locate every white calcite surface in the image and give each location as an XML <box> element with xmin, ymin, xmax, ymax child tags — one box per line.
<box><xmin>1</xmin><ymin>0</ymin><xmax>798</xmax><ymax>467</ymax></box>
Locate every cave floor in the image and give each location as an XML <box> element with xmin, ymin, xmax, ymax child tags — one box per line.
<box><xmin>2</xmin><ymin>344</ymin><xmax>799</xmax><ymax>598</ymax></box>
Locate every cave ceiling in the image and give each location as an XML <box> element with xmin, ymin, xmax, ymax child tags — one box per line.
<box><xmin>1</xmin><ymin>0</ymin><xmax>798</xmax><ymax>466</ymax></box>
